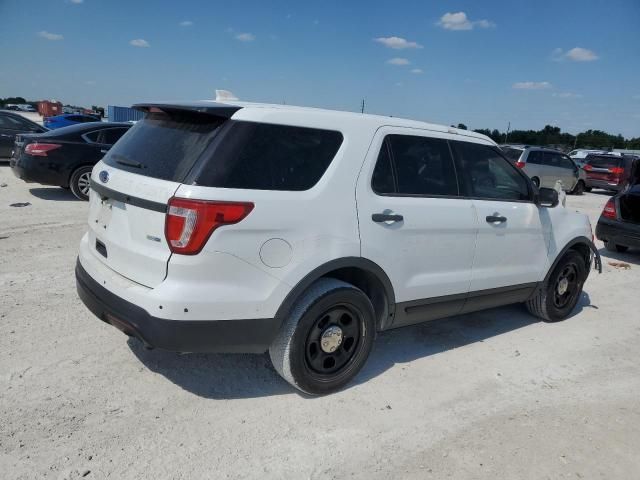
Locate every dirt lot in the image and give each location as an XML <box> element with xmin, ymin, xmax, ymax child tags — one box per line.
<box><xmin>1</xmin><ymin>163</ymin><xmax>639</xmax><ymax>479</ymax></box>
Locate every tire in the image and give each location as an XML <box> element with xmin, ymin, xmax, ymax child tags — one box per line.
<box><xmin>526</xmin><ymin>250</ymin><xmax>587</xmax><ymax>322</ymax></box>
<box><xmin>584</xmin><ymin>186</ymin><xmax>592</xmax><ymax>192</ymax></box>
<box><xmin>269</xmin><ymin>278</ymin><xmax>376</xmax><ymax>395</ymax></box>
<box><xmin>531</xmin><ymin>177</ymin><xmax>540</xmax><ymax>188</ymax></box>
<box><xmin>605</xmin><ymin>241</ymin><xmax>628</xmax><ymax>253</ymax></box>
<box><xmin>571</xmin><ymin>180</ymin><xmax>585</xmax><ymax>196</ymax></box>
<box><xmin>69</xmin><ymin>166</ymin><xmax>93</xmax><ymax>201</ymax></box>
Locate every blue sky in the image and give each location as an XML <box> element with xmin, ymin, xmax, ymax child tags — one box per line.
<box><xmin>1</xmin><ymin>0</ymin><xmax>639</xmax><ymax>137</ymax></box>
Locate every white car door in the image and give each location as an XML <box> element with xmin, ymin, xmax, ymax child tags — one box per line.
<box><xmin>449</xmin><ymin>140</ymin><xmax>548</xmax><ymax>307</ymax></box>
<box><xmin>356</xmin><ymin>128</ymin><xmax>478</xmax><ymax>327</ymax></box>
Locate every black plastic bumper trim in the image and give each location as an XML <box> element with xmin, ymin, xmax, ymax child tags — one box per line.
<box><xmin>75</xmin><ymin>259</ymin><xmax>281</xmax><ymax>353</ymax></box>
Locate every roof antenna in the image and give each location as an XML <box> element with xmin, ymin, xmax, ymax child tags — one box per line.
<box><xmin>215</xmin><ymin>90</ymin><xmax>238</xmax><ymax>102</ymax></box>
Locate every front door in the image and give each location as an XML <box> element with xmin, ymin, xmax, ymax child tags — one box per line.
<box><xmin>449</xmin><ymin>140</ymin><xmax>548</xmax><ymax>296</ymax></box>
<box><xmin>356</xmin><ymin>128</ymin><xmax>478</xmax><ymax>326</ymax></box>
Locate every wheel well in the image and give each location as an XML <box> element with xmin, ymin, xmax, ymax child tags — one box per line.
<box><xmin>68</xmin><ymin>164</ymin><xmax>94</xmax><ymax>184</ymax></box>
<box><xmin>322</xmin><ymin>267</ymin><xmax>391</xmax><ymax>330</ymax></box>
<box><xmin>569</xmin><ymin>243</ymin><xmax>591</xmax><ymax>270</ymax></box>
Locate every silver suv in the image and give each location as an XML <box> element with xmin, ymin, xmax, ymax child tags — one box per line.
<box><xmin>501</xmin><ymin>146</ymin><xmax>585</xmax><ymax>194</ymax></box>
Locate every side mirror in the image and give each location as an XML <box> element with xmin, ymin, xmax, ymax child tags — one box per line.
<box><xmin>536</xmin><ymin>187</ymin><xmax>559</xmax><ymax>208</ymax></box>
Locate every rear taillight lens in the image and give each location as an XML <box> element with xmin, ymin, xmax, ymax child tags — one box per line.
<box><xmin>165</xmin><ymin>198</ymin><xmax>254</xmax><ymax>255</ymax></box>
<box><xmin>602</xmin><ymin>199</ymin><xmax>617</xmax><ymax>219</ymax></box>
<box><xmin>609</xmin><ymin>167</ymin><xmax>624</xmax><ymax>175</ymax></box>
<box><xmin>583</xmin><ymin>164</ymin><xmax>592</xmax><ymax>171</ymax></box>
<box><xmin>25</xmin><ymin>143</ymin><xmax>62</xmax><ymax>157</ymax></box>
<box><xmin>515</xmin><ymin>161</ymin><xmax>525</xmax><ymax>169</ymax></box>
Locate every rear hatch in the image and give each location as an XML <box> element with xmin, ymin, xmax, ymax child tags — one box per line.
<box><xmin>619</xmin><ymin>161</ymin><xmax>640</xmax><ymax>224</ymax></box>
<box><xmin>86</xmin><ymin>104</ymin><xmax>237</xmax><ymax>287</ymax></box>
<box><xmin>584</xmin><ymin>156</ymin><xmax>623</xmax><ymax>184</ymax></box>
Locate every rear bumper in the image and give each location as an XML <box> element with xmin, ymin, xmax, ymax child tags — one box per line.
<box><xmin>10</xmin><ymin>155</ymin><xmax>69</xmax><ymax>186</ymax></box>
<box><xmin>585</xmin><ymin>178</ymin><xmax>621</xmax><ymax>192</ymax></box>
<box><xmin>596</xmin><ymin>218</ymin><xmax>640</xmax><ymax>249</ymax></box>
<box><xmin>75</xmin><ymin>260</ymin><xmax>281</xmax><ymax>353</ymax></box>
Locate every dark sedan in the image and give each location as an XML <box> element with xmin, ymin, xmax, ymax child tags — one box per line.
<box><xmin>10</xmin><ymin>122</ymin><xmax>131</xmax><ymax>200</ymax></box>
<box><xmin>596</xmin><ymin>157</ymin><xmax>640</xmax><ymax>253</ymax></box>
<box><xmin>0</xmin><ymin>110</ymin><xmax>48</xmax><ymax>158</ymax></box>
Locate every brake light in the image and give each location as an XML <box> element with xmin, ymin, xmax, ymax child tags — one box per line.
<box><xmin>583</xmin><ymin>164</ymin><xmax>592</xmax><ymax>171</ymax></box>
<box><xmin>165</xmin><ymin>198</ymin><xmax>254</xmax><ymax>255</ymax></box>
<box><xmin>25</xmin><ymin>143</ymin><xmax>62</xmax><ymax>157</ymax></box>
<box><xmin>515</xmin><ymin>161</ymin><xmax>525</xmax><ymax>169</ymax></box>
<box><xmin>609</xmin><ymin>167</ymin><xmax>624</xmax><ymax>175</ymax></box>
<box><xmin>602</xmin><ymin>199</ymin><xmax>617</xmax><ymax>219</ymax></box>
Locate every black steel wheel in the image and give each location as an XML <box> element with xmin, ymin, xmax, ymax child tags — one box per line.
<box><xmin>526</xmin><ymin>250</ymin><xmax>587</xmax><ymax>322</ymax></box>
<box><xmin>269</xmin><ymin>278</ymin><xmax>376</xmax><ymax>395</ymax></box>
<box><xmin>571</xmin><ymin>180</ymin><xmax>585</xmax><ymax>195</ymax></box>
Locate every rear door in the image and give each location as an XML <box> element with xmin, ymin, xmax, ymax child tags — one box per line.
<box><xmin>87</xmin><ymin>110</ymin><xmax>226</xmax><ymax>287</ymax></box>
<box><xmin>357</xmin><ymin>128</ymin><xmax>477</xmax><ymax>325</ymax></box>
<box><xmin>450</xmin><ymin>140</ymin><xmax>547</xmax><ymax>293</ymax></box>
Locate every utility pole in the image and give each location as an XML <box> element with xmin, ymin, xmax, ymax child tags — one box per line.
<box><xmin>504</xmin><ymin>121</ymin><xmax>511</xmax><ymax>144</ymax></box>
<box><xmin>361</xmin><ymin>99</ymin><xmax>365</xmax><ymax>114</ymax></box>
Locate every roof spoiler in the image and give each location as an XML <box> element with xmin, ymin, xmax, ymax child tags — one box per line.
<box><xmin>132</xmin><ymin>102</ymin><xmax>241</xmax><ymax>118</ymax></box>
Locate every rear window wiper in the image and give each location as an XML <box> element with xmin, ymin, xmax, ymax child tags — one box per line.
<box><xmin>112</xmin><ymin>154</ymin><xmax>145</xmax><ymax>169</ymax></box>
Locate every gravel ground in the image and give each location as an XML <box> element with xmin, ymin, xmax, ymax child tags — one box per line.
<box><xmin>1</xmin><ymin>163</ymin><xmax>639</xmax><ymax>479</ymax></box>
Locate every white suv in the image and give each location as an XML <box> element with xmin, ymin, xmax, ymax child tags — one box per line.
<box><xmin>76</xmin><ymin>101</ymin><xmax>601</xmax><ymax>395</ymax></box>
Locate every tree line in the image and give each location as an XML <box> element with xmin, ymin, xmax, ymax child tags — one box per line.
<box><xmin>456</xmin><ymin>124</ymin><xmax>639</xmax><ymax>151</ymax></box>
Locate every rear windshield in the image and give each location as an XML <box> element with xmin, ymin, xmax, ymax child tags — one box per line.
<box><xmin>104</xmin><ymin>112</ymin><xmax>224</xmax><ymax>181</ymax></box>
<box><xmin>191</xmin><ymin>121</ymin><xmax>343</xmax><ymax>191</ymax></box>
<box><xmin>586</xmin><ymin>156</ymin><xmax>621</xmax><ymax>169</ymax></box>
<box><xmin>501</xmin><ymin>147</ymin><xmax>523</xmax><ymax>162</ymax></box>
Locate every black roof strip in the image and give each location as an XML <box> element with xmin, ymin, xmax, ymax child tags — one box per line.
<box><xmin>132</xmin><ymin>101</ymin><xmax>241</xmax><ymax>118</ymax></box>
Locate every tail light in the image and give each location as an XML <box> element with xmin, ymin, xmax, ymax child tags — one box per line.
<box><xmin>25</xmin><ymin>143</ymin><xmax>62</xmax><ymax>157</ymax></box>
<box><xmin>583</xmin><ymin>164</ymin><xmax>592</xmax><ymax>171</ymax></box>
<box><xmin>602</xmin><ymin>198</ymin><xmax>617</xmax><ymax>220</ymax></box>
<box><xmin>165</xmin><ymin>198</ymin><xmax>254</xmax><ymax>255</ymax></box>
<box><xmin>515</xmin><ymin>161</ymin><xmax>525</xmax><ymax>169</ymax></box>
<box><xmin>609</xmin><ymin>167</ymin><xmax>624</xmax><ymax>175</ymax></box>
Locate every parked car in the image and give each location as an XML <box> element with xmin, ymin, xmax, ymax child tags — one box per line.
<box><xmin>596</xmin><ymin>158</ymin><xmax>640</xmax><ymax>252</ymax></box>
<box><xmin>500</xmin><ymin>145</ymin><xmax>585</xmax><ymax>194</ymax></box>
<box><xmin>10</xmin><ymin>122</ymin><xmax>131</xmax><ymax>200</ymax></box>
<box><xmin>0</xmin><ymin>110</ymin><xmax>47</xmax><ymax>158</ymax></box>
<box><xmin>75</xmin><ymin>101</ymin><xmax>601</xmax><ymax>395</ymax></box>
<box><xmin>44</xmin><ymin>113</ymin><xmax>101</xmax><ymax>130</ymax></box>
<box><xmin>582</xmin><ymin>154</ymin><xmax>638</xmax><ymax>193</ymax></box>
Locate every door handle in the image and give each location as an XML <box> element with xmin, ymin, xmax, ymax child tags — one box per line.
<box><xmin>372</xmin><ymin>213</ymin><xmax>404</xmax><ymax>223</ymax></box>
<box><xmin>486</xmin><ymin>215</ymin><xmax>507</xmax><ymax>224</ymax></box>
<box><xmin>100</xmin><ymin>149</ymin><xmax>109</xmax><ymax>154</ymax></box>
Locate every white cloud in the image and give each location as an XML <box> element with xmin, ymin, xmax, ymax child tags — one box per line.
<box><xmin>387</xmin><ymin>57</ymin><xmax>410</xmax><ymax>66</ymax></box>
<box><xmin>70</xmin><ymin>0</ymin><xmax>83</xmax><ymax>3</ymax></box>
<box><xmin>410</xmin><ymin>68</ymin><xmax>423</xmax><ymax>74</ymax></box>
<box><xmin>38</xmin><ymin>31</ymin><xmax>63</xmax><ymax>41</ymax></box>
<box><xmin>437</xmin><ymin>12</ymin><xmax>495</xmax><ymax>31</ymax></box>
<box><xmin>565</xmin><ymin>47</ymin><xmax>598</xmax><ymax>62</ymax></box>
<box><xmin>552</xmin><ymin>47</ymin><xmax>599</xmax><ymax>62</ymax></box>
<box><xmin>552</xmin><ymin>92</ymin><xmax>582</xmax><ymax>98</ymax></box>
<box><xmin>235</xmin><ymin>33</ymin><xmax>255</xmax><ymax>42</ymax></box>
<box><xmin>374</xmin><ymin>36</ymin><xmax>423</xmax><ymax>49</ymax></box>
<box><xmin>179</xmin><ymin>20</ymin><xmax>193</xmax><ymax>27</ymax></box>
<box><xmin>513</xmin><ymin>81</ymin><xmax>552</xmax><ymax>90</ymax></box>
<box><xmin>129</xmin><ymin>39</ymin><xmax>150</xmax><ymax>48</ymax></box>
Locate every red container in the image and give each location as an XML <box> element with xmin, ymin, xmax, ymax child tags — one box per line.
<box><xmin>38</xmin><ymin>100</ymin><xmax>63</xmax><ymax>118</ymax></box>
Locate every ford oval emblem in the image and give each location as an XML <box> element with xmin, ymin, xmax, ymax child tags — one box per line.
<box><xmin>99</xmin><ymin>170</ymin><xmax>109</xmax><ymax>183</ymax></box>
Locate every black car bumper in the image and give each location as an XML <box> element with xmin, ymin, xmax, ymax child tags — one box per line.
<box><xmin>75</xmin><ymin>260</ymin><xmax>281</xmax><ymax>353</ymax></box>
<box><xmin>10</xmin><ymin>155</ymin><xmax>69</xmax><ymax>187</ymax></box>
<box><xmin>586</xmin><ymin>179</ymin><xmax>622</xmax><ymax>192</ymax></box>
<box><xmin>596</xmin><ymin>218</ymin><xmax>640</xmax><ymax>249</ymax></box>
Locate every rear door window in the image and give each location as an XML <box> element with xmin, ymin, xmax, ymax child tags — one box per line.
<box><xmin>104</xmin><ymin>111</ymin><xmax>225</xmax><ymax>181</ymax></box>
<box><xmin>193</xmin><ymin>122</ymin><xmax>343</xmax><ymax>191</ymax></box>
<box><xmin>384</xmin><ymin>134</ymin><xmax>458</xmax><ymax>196</ymax></box>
